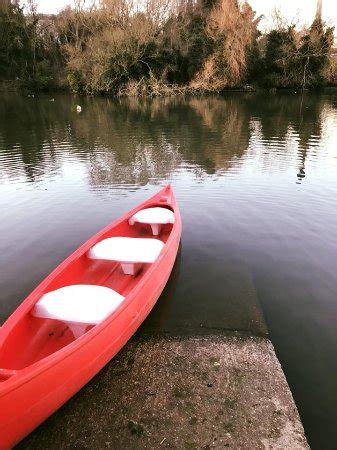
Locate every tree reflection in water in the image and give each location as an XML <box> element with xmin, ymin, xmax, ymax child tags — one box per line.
<box><xmin>0</xmin><ymin>92</ymin><xmax>333</xmax><ymax>188</ymax></box>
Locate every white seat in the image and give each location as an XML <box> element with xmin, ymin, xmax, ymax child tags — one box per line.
<box><xmin>129</xmin><ymin>207</ymin><xmax>175</xmax><ymax>236</ymax></box>
<box><xmin>88</xmin><ymin>237</ymin><xmax>164</xmax><ymax>275</ymax></box>
<box><xmin>32</xmin><ymin>284</ymin><xmax>124</xmax><ymax>338</ymax></box>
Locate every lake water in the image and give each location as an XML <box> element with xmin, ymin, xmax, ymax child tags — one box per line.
<box><xmin>1</xmin><ymin>92</ymin><xmax>337</xmax><ymax>449</ymax></box>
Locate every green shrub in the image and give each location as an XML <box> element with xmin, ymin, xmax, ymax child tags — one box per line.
<box><xmin>67</xmin><ymin>72</ymin><xmax>83</xmax><ymax>94</ymax></box>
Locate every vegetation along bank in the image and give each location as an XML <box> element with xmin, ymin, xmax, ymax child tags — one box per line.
<box><xmin>0</xmin><ymin>0</ymin><xmax>336</xmax><ymax>96</ymax></box>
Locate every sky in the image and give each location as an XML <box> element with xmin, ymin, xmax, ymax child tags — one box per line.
<box><xmin>32</xmin><ymin>0</ymin><xmax>337</xmax><ymax>30</ymax></box>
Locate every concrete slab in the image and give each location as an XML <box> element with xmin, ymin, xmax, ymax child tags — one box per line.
<box><xmin>18</xmin><ymin>336</ymin><xmax>308</xmax><ymax>449</ymax></box>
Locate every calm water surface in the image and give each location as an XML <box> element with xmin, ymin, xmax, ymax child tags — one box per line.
<box><xmin>1</xmin><ymin>92</ymin><xmax>337</xmax><ymax>449</ymax></box>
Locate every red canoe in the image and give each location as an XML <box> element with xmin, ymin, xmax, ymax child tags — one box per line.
<box><xmin>0</xmin><ymin>185</ymin><xmax>181</xmax><ymax>448</ymax></box>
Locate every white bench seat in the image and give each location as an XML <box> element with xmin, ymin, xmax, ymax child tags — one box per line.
<box><xmin>88</xmin><ymin>237</ymin><xmax>164</xmax><ymax>275</ymax></box>
<box><xmin>129</xmin><ymin>207</ymin><xmax>175</xmax><ymax>236</ymax></box>
<box><xmin>32</xmin><ymin>284</ymin><xmax>124</xmax><ymax>338</ymax></box>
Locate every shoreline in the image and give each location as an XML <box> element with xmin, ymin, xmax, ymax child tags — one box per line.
<box><xmin>2</xmin><ymin>79</ymin><xmax>337</xmax><ymax>97</ymax></box>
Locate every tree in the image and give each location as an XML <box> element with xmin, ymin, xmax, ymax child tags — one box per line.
<box><xmin>262</xmin><ymin>26</ymin><xmax>299</xmax><ymax>87</ymax></box>
<box><xmin>0</xmin><ymin>1</ymin><xmax>33</xmax><ymax>79</ymax></box>
<box><xmin>298</xmin><ymin>17</ymin><xmax>334</xmax><ymax>88</ymax></box>
<box><xmin>191</xmin><ymin>0</ymin><xmax>261</xmax><ymax>91</ymax></box>
<box><xmin>261</xmin><ymin>12</ymin><xmax>334</xmax><ymax>89</ymax></box>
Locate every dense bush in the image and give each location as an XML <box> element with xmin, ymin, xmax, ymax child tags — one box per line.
<box><xmin>191</xmin><ymin>0</ymin><xmax>260</xmax><ymax>91</ymax></box>
<box><xmin>0</xmin><ymin>1</ymin><xmax>60</xmax><ymax>89</ymax></box>
<box><xmin>299</xmin><ymin>18</ymin><xmax>334</xmax><ymax>88</ymax></box>
<box><xmin>59</xmin><ymin>0</ymin><xmax>261</xmax><ymax>94</ymax></box>
<box><xmin>0</xmin><ymin>1</ymin><xmax>34</xmax><ymax>80</ymax></box>
<box><xmin>0</xmin><ymin>0</ymin><xmax>335</xmax><ymax>94</ymax></box>
<box><xmin>260</xmin><ymin>19</ymin><xmax>334</xmax><ymax>88</ymax></box>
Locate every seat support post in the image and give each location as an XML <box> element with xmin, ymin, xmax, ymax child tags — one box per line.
<box><xmin>150</xmin><ymin>223</ymin><xmax>162</xmax><ymax>236</ymax></box>
<box><xmin>120</xmin><ymin>262</ymin><xmax>142</xmax><ymax>276</ymax></box>
<box><xmin>67</xmin><ymin>322</ymin><xmax>89</xmax><ymax>339</ymax></box>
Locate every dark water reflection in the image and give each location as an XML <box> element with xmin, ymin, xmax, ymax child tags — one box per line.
<box><xmin>1</xmin><ymin>92</ymin><xmax>337</xmax><ymax>449</ymax></box>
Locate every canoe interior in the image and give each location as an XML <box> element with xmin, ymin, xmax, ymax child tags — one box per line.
<box><xmin>0</xmin><ymin>210</ymin><xmax>174</xmax><ymax>375</ymax></box>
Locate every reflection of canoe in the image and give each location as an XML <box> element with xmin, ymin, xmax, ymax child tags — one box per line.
<box><xmin>0</xmin><ymin>185</ymin><xmax>181</xmax><ymax>448</ymax></box>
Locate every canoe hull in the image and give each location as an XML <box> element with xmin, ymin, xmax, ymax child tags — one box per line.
<box><xmin>0</xmin><ymin>186</ymin><xmax>181</xmax><ymax>449</ymax></box>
